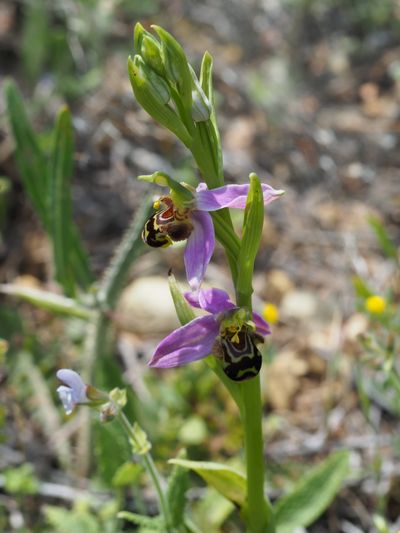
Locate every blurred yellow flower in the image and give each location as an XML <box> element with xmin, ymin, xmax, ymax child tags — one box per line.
<box><xmin>262</xmin><ymin>303</ymin><xmax>279</xmax><ymax>324</ymax></box>
<box><xmin>365</xmin><ymin>295</ymin><xmax>386</xmax><ymax>314</ymax></box>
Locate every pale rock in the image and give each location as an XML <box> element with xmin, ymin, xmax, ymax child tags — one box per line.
<box><xmin>344</xmin><ymin>313</ymin><xmax>368</xmax><ymax>341</ymax></box>
<box><xmin>280</xmin><ymin>290</ymin><xmax>318</xmax><ymax>321</ymax></box>
<box><xmin>117</xmin><ymin>276</ymin><xmax>180</xmax><ymax>335</ymax></box>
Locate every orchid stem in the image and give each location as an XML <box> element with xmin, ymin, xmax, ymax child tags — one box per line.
<box><xmin>191</xmin><ymin>106</ymin><xmax>274</xmax><ymax>532</ymax></box>
<box><xmin>119</xmin><ymin>412</ymin><xmax>173</xmax><ymax>532</ymax></box>
<box><xmin>241</xmin><ymin>377</ymin><xmax>275</xmax><ymax>533</ymax></box>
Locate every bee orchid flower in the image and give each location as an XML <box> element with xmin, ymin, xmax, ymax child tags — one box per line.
<box><xmin>149</xmin><ymin>287</ymin><xmax>271</xmax><ymax>382</ymax></box>
<box><xmin>142</xmin><ymin>178</ymin><xmax>284</xmax><ymax>291</ymax></box>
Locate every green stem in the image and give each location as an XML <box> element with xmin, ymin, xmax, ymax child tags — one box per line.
<box><xmin>241</xmin><ymin>377</ymin><xmax>275</xmax><ymax>533</ymax></box>
<box><xmin>189</xmin><ymin>106</ymin><xmax>274</xmax><ymax>531</ymax></box>
<box><xmin>119</xmin><ymin>412</ymin><xmax>173</xmax><ymax>532</ymax></box>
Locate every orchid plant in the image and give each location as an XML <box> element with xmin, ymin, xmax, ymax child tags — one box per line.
<box><xmin>128</xmin><ymin>23</ymin><xmax>282</xmax><ymax>532</ymax></box>
<box><xmin>5</xmin><ymin>21</ymin><xmax>351</xmax><ymax>533</ymax></box>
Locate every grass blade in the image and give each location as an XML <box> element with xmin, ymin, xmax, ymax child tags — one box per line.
<box><xmin>49</xmin><ymin>107</ymin><xmax>75</xmax><ymax>295</ymax></box>
<box><xmin>5</xmin><ymin>80</ymin><xmax>48</xmax><ymax>225</ymax></box>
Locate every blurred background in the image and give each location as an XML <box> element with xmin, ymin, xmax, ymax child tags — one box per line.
<box><xmin>0</xmin><ymin>0</ymin><xmax>399</xmax><ymax>531</ymax></box>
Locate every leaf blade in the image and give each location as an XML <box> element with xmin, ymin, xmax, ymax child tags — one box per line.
<box><xmin>274</xmin><ymin>450</ymin><xmax>350</xmax><ymax>533</ymax></box>
<box><xmin>49</xmin><ymin>106</ymin><xmax>75</xmax><ymax>295</ymax></box>
<box><xmin>169</xmin><ymin>458</ymin><xmax>246</xmax><ymax>506</ymax></box>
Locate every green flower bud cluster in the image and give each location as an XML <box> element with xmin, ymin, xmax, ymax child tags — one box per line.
<box><xmin>128</xmin><ymin>23</ymin><xmax>212</xmax><ymax>150</ymax></box>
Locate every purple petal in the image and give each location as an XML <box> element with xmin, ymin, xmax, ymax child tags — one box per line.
<box><xmin>149</xmin><ymin>315</ymin><xmax>219</xmax><ymax>368</ymax></box>
<box><xmin>185</xmin><ymin>288</ymin><xmax>236</xmax><ymax>314</ymax></box>
<box><xmin>253</xmin><ymin>312</ymin><xmax>271</xmax><ymax>336</ymax></box>
<box><xmin>196</xmin><ymin>182</ymin><xmax>284</xmax><ymax>211</ymax></box>
<box><xmin>184</xmin><ymin>210</ymin><xmax>215</xmax><ymax>291</ymax></box>
<box><xmin>56</xmin><ymin>369</ymin><xmax>87</xmax><ymax>402</ymax></box>
<box><xmin>56</xmin><ymin>369</ymin><xmax>88</xmax><ymax>415</ymax></box>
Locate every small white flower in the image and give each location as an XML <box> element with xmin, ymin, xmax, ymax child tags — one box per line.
<box><xmin>56</xmin><ymin>369</ymin><xmax>88</xmax><ymax>415</ymax></box>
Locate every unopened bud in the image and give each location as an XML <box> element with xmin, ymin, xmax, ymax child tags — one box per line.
<box><xmin>189</xmin><ymin>65</ymin><xmax>211</xmax><ymax>122</ymax></box>
<box><xmin>152</xmin><ymin>25</ymin><xmax>192</xmax><ymax>109</ymax></box>
<box><xmin>191</xmin><ymin>90</ymin><xmax>211</xmax><ymax>122</ymax></box>
<box><xmin>128</xmin><ymin>55</ymin><xmax>192</xmax><ymax>147</ymax></box>
<box><xmin>141</xmin><ymin>35</ymin><xmax>165</xmax><ymax>77</ymax></box>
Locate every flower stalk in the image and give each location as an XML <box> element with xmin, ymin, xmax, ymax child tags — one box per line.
<box><xmin>118</xmin><ymin>411</ymin><xmax>173</xmax><ymax>533</ymax></box>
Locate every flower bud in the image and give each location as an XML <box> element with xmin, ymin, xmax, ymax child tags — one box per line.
<box><xmin>132</xmin><ymin>55</ymin><xmax>170</xmax><ymax>104</ymax></box>
<box><xmin>189</xmin><ymin>65</ymin><xmax>211</xmax><ymax>122</ymax></box>
<box><xmin>152</xmin><ymin>25</ymin><xmax>192</xmax><ymax>109</ymax></box>
<box><xmin>128</xmin><ymin>56</ymin><xmax>192</xmax><ymax>146</ymax></box>
<box><xmin>100</xmin><ymin>402</ymin><xmax>118</xmax><ymax>423</ymax></box>
<box><xmin>141</xmin><ymin>35</ymin><xmax>165</xmax><ymax>77</ymax></box>
<box><xmin>191</xmin><ymin>90</ymin><xmax>211</xmax><ymax>122</ymax></box>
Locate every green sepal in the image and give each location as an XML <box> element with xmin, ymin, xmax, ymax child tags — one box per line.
<box><xmin>138</xmin><ymin>171</ymin><xmax>195</xmax><ymax>205</ymax></box>
<box><xmin>128</xmin><ymin>56</ymin><xmax>192</xmax><ymax>146</ymax></box>
<box><xmin>152</xmin><ymin>25</ymin><xmax>193</xmax><ymax>110</ymax></box>
<box><xmin>236</xmin><ymin>173</ymin><xmax>264</xmax><ymax>308</ymax></box>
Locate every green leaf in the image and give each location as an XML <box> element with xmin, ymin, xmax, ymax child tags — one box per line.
<box><xmin>274</xmin><ymin>450</ymin><xmax>350</xmax><ymax>533</ymax></box>
<box><xmin>5</xmin><ymin>80</ymin><xmax>48</xmax><ymax>225</ymax></box>
<box><xmin>4</xmin><ymin>464</ymin><xmax>39</xmax><ymax>495</ymax></box>
<box><xmin>236</xmin><ymin>173</ymin><xmax>264</xmax><ymax>308</ymax></box>
<box><xmin>49</xmin><ymin>107</ymin><xmax>76</xmax><ymax>295</ymax></box>
<box><xmin>44</xmin><ymin>505</ymin><xmax>100</xmax><ymax>533</ymax></box>
<box><xmin>112</xmin><ymin>462</ymin><xmax>142</xmax><ymax>488</ymax></box>
<box><xmin>94</xmin><ymin>420</ymin><xmax>131</xmax><ymax>485</ymax></box>
<box><xmin>21</xmin><ymin>0</ymin><xmax>49</xmax><ymax>80</ymax></box>
<box><xmin>178</xmin><ymin>416</ymin><xmax>208</xmax><ymax>445</ymax></box>
<box><xmin>6</xmin><ymin>84</ymin><xmax>92</xmax><ymax>291</ymax></box>
<box><xmin>168</xmin><ymin>459</ymin><xmax>246</xmax><ymax>506</ymax></box>
<box><xmin>130</xmin><ymin>422</ymin><xmax>152</xmax><ymax>455</ymax></box>
<box><xmin>368</xmin><ymin>215</ymin><xmax>398</xmax><ymax>261</ymax></box>
<box><xmin>0</xmin><ymin>176</ymin><xmax>11</xmax><ymax>229</ymax></box>
<box><xmin>117</xmin><ymin>511</ymin><xmax>163</xmax><ymax>530</ymax></box>
<box><xmin>0</xmin><ymin>284</ymin><xmax>93</xmax><ymax>319</ymax></box>
<box><xmin>167</xmin><ymin>450</ymin><xmax>189</xmax><ymax>528</ymax></box>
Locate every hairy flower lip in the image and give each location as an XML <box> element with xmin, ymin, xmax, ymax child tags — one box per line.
<box><xmin>148</xmin><ymin>288</ymin><xmax>270</xmax><ymax>369</ymax></box>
